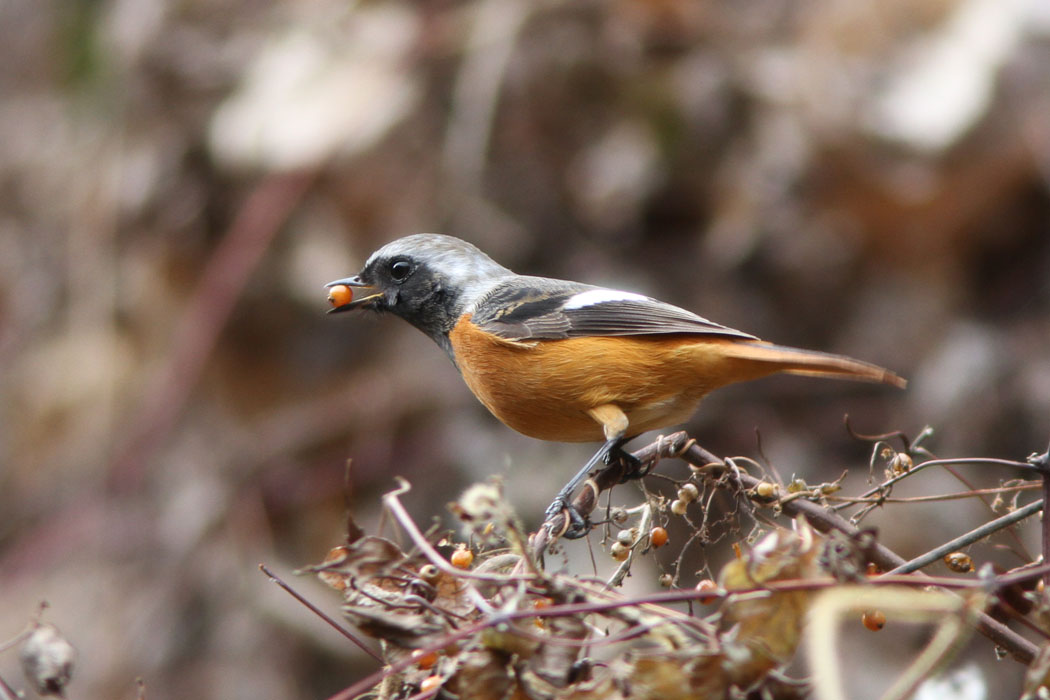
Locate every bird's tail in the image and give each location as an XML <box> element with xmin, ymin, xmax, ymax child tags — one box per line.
<box><xmin>719</xmin><ymin>341</ymin><xmax>907</xmax><ymax>389</ymax></box>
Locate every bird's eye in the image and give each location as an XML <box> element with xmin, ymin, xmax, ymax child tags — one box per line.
<box><xmin>390</xmin><ymin>260</ymin><xmax>412</xmax><ymax>281</ymax></box>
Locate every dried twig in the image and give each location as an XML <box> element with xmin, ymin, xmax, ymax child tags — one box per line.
<box><xmin>0</xmin><ymin>674</ymin><xmax>17</xmax><ymax>700</ymax></box>
<box><xmin>676</xmin><ymin>439</ymin><xmax>1040</xmax><ymax>664</ymax></box>
<box><xmin>887</xmin><ymin>501</ymin><xmax>1043</xmax><ymax>575</ymax></box>
<box><xmin>259</xmin><ymin>564</ymin><xmax>383</xmax><ymax>663</ymax></box>
<box><xmin>529</xmin><ymin>431</ymin><xmax>1041</xmax><ymax>664</ymax></box>
<box><xmin>1030</xmin><ymin>442</ymin><xmax>1050</xmax><ymax>587</ymax></box>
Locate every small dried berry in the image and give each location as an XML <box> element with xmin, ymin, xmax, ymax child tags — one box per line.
<box><xmin>862</xmin><ymin>610</ymin><xmax>886</xmax><ymax>631</ymax></box>
<box><xmin>754</xmin><ymin>482</ymin><xmax>777</xmax><ymax>499</ymax></box>
<box><xmin>677</xmin><ymin>483</ymin><xmax>699</xmax><ymax>502</ymax></box>
<box><xmin>695</xmin><ymin>579</ymin><xmax>719</xmax><ymax>604</ymax></box>
<box><xmin>412</xmin><ymin>649</ymin><xmax>438</xmax><ymax>670</ymax></box>
<box><xmin>944</xmin><ymin>552</ymin><xmax>974</xmax><ymax>573</ymax></box>
<box><xmin>450</xmin><ymin>547</ymin><xmax>474</xmax><ymax>569</ymax></box>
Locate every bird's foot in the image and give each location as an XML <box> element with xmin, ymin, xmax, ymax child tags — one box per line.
<box><xmin>544</xmin><ymin>496</ymin><xmax>590</xmax><ymax>539</ymax></box>
<box><xmin>605</xmin><ymin>445</ymin><xmax>646</xmax><ymax>482</ymax></box>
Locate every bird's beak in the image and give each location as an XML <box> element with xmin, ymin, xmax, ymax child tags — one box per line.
<box><xmin>324</xmin><ymin>275</ymin><xmax>384</xmax><ymax>313</ymax></box>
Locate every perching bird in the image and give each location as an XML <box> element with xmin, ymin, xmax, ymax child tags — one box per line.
<box><xmin>327</xmin><ymin>234</ymin><xmax>905</xmax><ymax>536</ymax></box>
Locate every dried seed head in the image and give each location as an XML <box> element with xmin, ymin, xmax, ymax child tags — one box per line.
<box><xmin>677</xmin><ymin>483</ymin><xmax>699</xmax><ymax>503</ymax></box>
<box><xmin>889</xmin><ymin>452</ymin><xmax>913</xmax><ymax>475</ymax></box>
<box><xmin>21</xmin><ymin>624</ymin><xmax>75</xmax><ymax>697</ymax></box>
<box><xmin>754</xmin><ymin>482</ymin><xmax>777</xmax><ymax>499</ymax></box>
<box><xmin>454</xmin><ymin>482</ymin><xmax>508</xmax><ymax>524</ymax></box>
<box><xmin>418</xmin><ymin>564</ymin><xmax>441</xmax><ymax>583</ymax></box>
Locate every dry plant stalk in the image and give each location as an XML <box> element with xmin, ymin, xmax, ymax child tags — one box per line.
<box><xmin>302</xmin><ymin>431</ymin><xmax>1050</xmax><ymax>700</ymax></box>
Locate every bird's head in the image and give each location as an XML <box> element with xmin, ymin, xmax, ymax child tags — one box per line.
<box><xmin>326</xmin><ymin>233</ymin><xmax>511</xmax><ymax>347</ymax></box>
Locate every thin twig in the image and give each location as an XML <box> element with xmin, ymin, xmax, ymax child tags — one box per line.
<box><xmin>259</xmin><ymin>564</ymin><xmax>383</xmax><ymax>663</ymax></box>
<box><xmin>843</xmin><ymin>415</ymin><xmax>916</xmax><ymax>451</ymax></box>
<box><xmin>887</xmin><ymin>501</ymin><xmax>1043</xmax><ymax>575</ymax></box>
<box><xmin>835</xmin><ymin>457</ymin><xmax>1036</xmax><ymax>513</ymax></box>
<box><xmin>827</xmin><ymin>482</ymin><xmax>1039</xmax><ymax>504</ymax></box>
<box><xmin>0</xmin><ymin>673</ymin><xmax>17</xmax><ymax>700</ymax></box>
<box><xmin>0</xmin><ymin>628</ymin><xmax>31</xmax><ymax>655</ymax></box>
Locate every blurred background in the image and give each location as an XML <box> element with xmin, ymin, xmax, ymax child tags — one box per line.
<box><xmin>2</xmin><ymin>0</ymin><xmax>1049</xmax><ymax>698</ymax></box>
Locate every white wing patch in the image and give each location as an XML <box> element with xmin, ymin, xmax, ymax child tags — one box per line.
<box><xmin>562</xmin><ymin>289</ymin><xmax>649</xmax><ymax>310</ymax></box>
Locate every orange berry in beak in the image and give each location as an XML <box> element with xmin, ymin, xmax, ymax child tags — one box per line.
<box><xmin>327</xmin><ymin>284</ymin><xmax>353</xmax><ymax>308</ymax></box>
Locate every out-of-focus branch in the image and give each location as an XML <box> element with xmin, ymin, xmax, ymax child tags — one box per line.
<box><xmin>108</xmin><ymin>170</ymin><xmax>317</xmax><ymax>489</ymax></box>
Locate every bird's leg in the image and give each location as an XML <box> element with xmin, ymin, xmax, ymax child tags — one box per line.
<box><xmin>544</xmin><ymin>436</ymin><xmax>627</xmax><ymax>539</ymax></box>
<box><xmin>606</xmin><ymin>440</ymin><xmax>645</xmax><ymax>481</ymax></box>
<box><xmin>544</xmin><ymin>404</ymin><xmax>635</xmax><ymax>539</ymax></box>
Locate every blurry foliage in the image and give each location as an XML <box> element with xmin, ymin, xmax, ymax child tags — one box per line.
<box><xmin>308</xmin><ymin>437</ymin><xmax>1038</xmax><ymax>700</ymax></box>
<box><xmin>1</xmin><ymin>0</ymin><xmax>1049</xmax><ymax>698</ymax></box>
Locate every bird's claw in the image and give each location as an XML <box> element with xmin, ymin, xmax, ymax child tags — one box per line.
<box><xmin>605</xmin><ymin>447</ymin><xmax>645</xmax><ymax>482</ymax></box>
<box><xmin>544</xmin><ymin>497</ymin><xmax>590</xmax><ymax>539</ymax></box>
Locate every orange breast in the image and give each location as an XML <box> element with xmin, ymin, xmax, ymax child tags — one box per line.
<box><xmin>448</xmin><ymin>316</ymin><xmax>772</xmax><ymax>442</ymax></box>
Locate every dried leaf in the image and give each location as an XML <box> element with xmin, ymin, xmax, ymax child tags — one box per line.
<box><xmin>717</xmin><ymin>522</ymin><xmax>822</xmax><ymax>688</ymax></box>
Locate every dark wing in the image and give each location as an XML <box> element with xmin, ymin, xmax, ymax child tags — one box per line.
<box><xmin>470</xmin><ymin>277</ymin><xmax>757</xmax><ymax>341</ymax></box>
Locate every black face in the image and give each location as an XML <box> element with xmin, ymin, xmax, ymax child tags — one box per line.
<box><xmin>359</xmin><ymin>255</ymin><xmax>462</xmax><ymax>347</ymax></box>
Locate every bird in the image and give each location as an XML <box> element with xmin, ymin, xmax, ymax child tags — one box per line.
<box><xmin>326</xmin><ymin>234</ymin><xmax>905</xmax><ymax>537</ymax></box>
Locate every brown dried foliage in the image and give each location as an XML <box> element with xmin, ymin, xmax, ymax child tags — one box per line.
<box><xmin>308</xmin><ymin>432</ymin><xmax>1049</xmax><ymax>700</ymax></box>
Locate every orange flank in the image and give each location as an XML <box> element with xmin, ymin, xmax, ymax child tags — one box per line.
<box><xmin>448</xmin><ymin>313</ymin><xmax>904</xmax><ymax>443</ymax></box>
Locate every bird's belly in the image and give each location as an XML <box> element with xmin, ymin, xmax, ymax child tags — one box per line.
<box><xmin>448</xmin><ymin>317</ymin><xmax>723</xmax><ymax>442</ymax></box>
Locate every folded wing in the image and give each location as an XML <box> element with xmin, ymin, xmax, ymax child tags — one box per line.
<box><xmin>470</xmin><ymin>278</ymin><xmax>757</xmax><ymax>342</ymax></box>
